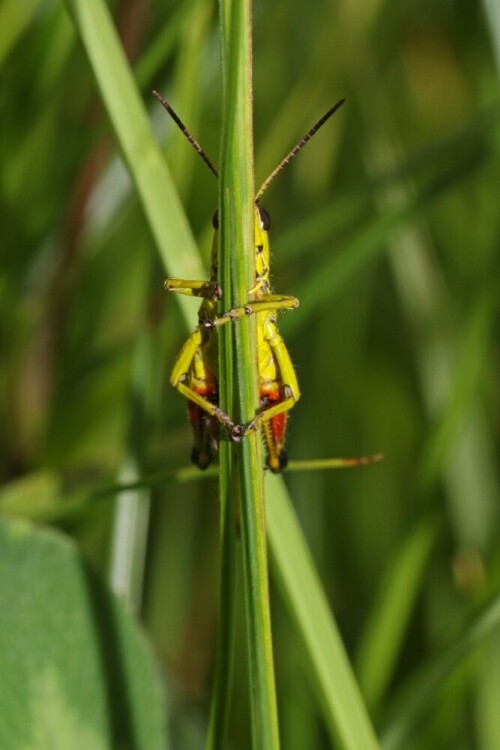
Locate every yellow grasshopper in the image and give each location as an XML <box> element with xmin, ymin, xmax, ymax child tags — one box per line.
<box><xmin>154</xmin><ymin>91</ymin><xmax>345</xmax><ymax>472</ymax></box>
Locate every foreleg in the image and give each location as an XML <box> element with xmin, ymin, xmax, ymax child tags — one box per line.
<box><xmin>202</xmin><ymin>294</ymin><xmax>298</xmax><ymax>330</ymax></box>
<box><xmin>165</xmin><ymin>278</ymin><xmax>221</xmax><ymax>300</ymax></box>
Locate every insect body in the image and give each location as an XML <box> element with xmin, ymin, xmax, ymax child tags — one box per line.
<box><xmin>166</xmin><ymin>204</ymin><xmax>300</xmax><ymax>472</ymax></box>
<box><xmin>154</xmin><ymin>91</ymin><xmax>345</xmax><ymax>472</ymax></box>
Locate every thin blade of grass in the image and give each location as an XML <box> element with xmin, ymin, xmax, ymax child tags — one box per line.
<box><xmin>64</xmin><ymin>0</ymin><xmax>205</xmax><ymax>328</ymax></box>
<box><xmin>0</xmin><ymin>0</ymin><xmax>41</xmax><ymax>66</ymax></box>
<box><xmin>216</xmin><ymin>0</ymin><xmax>280</xmax><ymax>748</ymax></box>
<box><xmin>266</xmin><ymin>473</ymin><xmax>381</xmax><ymax>750</ymax></box>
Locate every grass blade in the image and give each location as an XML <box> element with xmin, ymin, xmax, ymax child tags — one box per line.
<box><xmin>266</xmin><ymin>474</ymin><xmax>381</xmax><ymax>750</ymax></box>
<box><xmin>217</xmin><ymin>0</ymin><xmax>280</xmax><ymax>748</ymax></box>
<box><xmin>64</xmin><ymin>0</ymin><xmax>205</xmax><ymax>328</ymax></box>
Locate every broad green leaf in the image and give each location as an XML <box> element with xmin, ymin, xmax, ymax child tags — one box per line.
<box><xmin>0</xmin><ymin>518</ymin><xmax>167</xmax><ymax>750</ymax></box>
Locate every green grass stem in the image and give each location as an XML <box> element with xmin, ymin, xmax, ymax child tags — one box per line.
<box><xmin>215</xmin><ymin>0</ymin><xmax>280</xmax><ymax>748</ymax></box>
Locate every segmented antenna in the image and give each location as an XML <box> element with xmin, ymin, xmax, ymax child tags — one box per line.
<box><xmin>153</xmin><ymin>90</ymin><xmax>219</xmax><ymax>179</ymax></box>
<box><xmin>255</xmin><ymin>98</ymin><xmax>346</xmax><ymax>203</ymax></box>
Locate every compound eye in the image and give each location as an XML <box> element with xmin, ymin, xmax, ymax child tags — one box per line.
<box><xmin>258</xmin><ymin>206</ymin><xmax>271</xmax><ymax>231</ymax></box>
<box><xmin>212</xmin><ymin>209</ymin><xmax>219</xmax><ymax>229</ymax></box>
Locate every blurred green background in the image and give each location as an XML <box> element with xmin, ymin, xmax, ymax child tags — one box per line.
<box><xmin>1</xmin><ymin>0</ymin><xmax>500</xmax><ymax>748</ymax></box>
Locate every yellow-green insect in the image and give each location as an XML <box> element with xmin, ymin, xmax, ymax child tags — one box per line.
<box><xmin>154</xmin><ymin>91</ymin><xmax>345</xmax><ymax>472</ymax></box>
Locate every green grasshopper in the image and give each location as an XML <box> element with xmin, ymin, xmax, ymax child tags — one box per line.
<box><xmin>154</xmin><ymin>91</ymin><xmax>345</xmax><ymax>472</ymax></box>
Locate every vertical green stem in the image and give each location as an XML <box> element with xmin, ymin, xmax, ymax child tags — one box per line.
<box><xmin>205</xmin><ymin>472</ymin><xmax>238</xmax><ymax>750</ymax></box>
<box><xmin>216</xmin><ymin>0</ymin><xmax>281</xmax><ymax>748</ymax></box>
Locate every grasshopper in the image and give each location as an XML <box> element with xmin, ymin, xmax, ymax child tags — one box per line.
<box><xmin>154</xmin><ymin>91</ymin><xmax>345</xmax><ymax>472</ymax></box>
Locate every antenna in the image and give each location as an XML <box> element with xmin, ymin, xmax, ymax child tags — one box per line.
<box><xmin>255</xmin><ymin>98</ymin><xmax>346</xmax><ymax>203</ymax></box>
<box><xmin>153</xmin><ymin>90</ymin><xmax>219</xmax><ymax>179</ymax></box>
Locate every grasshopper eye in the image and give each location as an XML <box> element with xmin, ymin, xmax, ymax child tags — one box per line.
<box><xmin>258</xmin><ymin>206</ymin><xmax>271</xmax><ymax>231</ymax></box>
<box><xmin>212</xmin><ymin>209</ymin><xmax>219</xmax><ymax>229</ymax></box>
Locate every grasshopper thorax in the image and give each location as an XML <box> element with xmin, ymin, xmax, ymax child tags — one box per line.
<box><xmin>210</xmin><ymin>205</ymin><xmax>272</xmax><ymax>297</ymax></box>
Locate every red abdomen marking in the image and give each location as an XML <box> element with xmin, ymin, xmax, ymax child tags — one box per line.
<box><xmin>260</xmin><ymin>388</ymin><xmax>287</xmax><ymax>444</ymax></box>
<box><xmin>271</xmin><ymin>412</ymin><xmax>287</xmax><ymax>443</ymax></box>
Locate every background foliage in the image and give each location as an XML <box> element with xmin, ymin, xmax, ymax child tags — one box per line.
<box><xmin>1</xmin><ymin>0</ymin><xmax>500</xmax><ymax>748</ymax></box>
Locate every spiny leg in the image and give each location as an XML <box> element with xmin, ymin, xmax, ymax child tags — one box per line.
<box><xmin>261</xmin><ymin>397</ymin><xmax>289</xmax><ymax>473</ymax></box>
<box><xmin>232</xmin><ymin>387</ymin><xmax>298</xmax><ymax>440</ymax></box>
<box><xmin>231</xmin><ymin>319</ymin><xmax>301</xmax><ymax>472</ymax></box>
<box><xmin>202</xmin><ymin>294</ymin><xmax>299</xmax><ymax>330</ymax></box>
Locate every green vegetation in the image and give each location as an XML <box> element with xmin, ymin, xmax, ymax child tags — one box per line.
<box><xmin>1</xmin><ymin>1</ymin><xmax>499</xmax><ymax>748</ymax></box>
